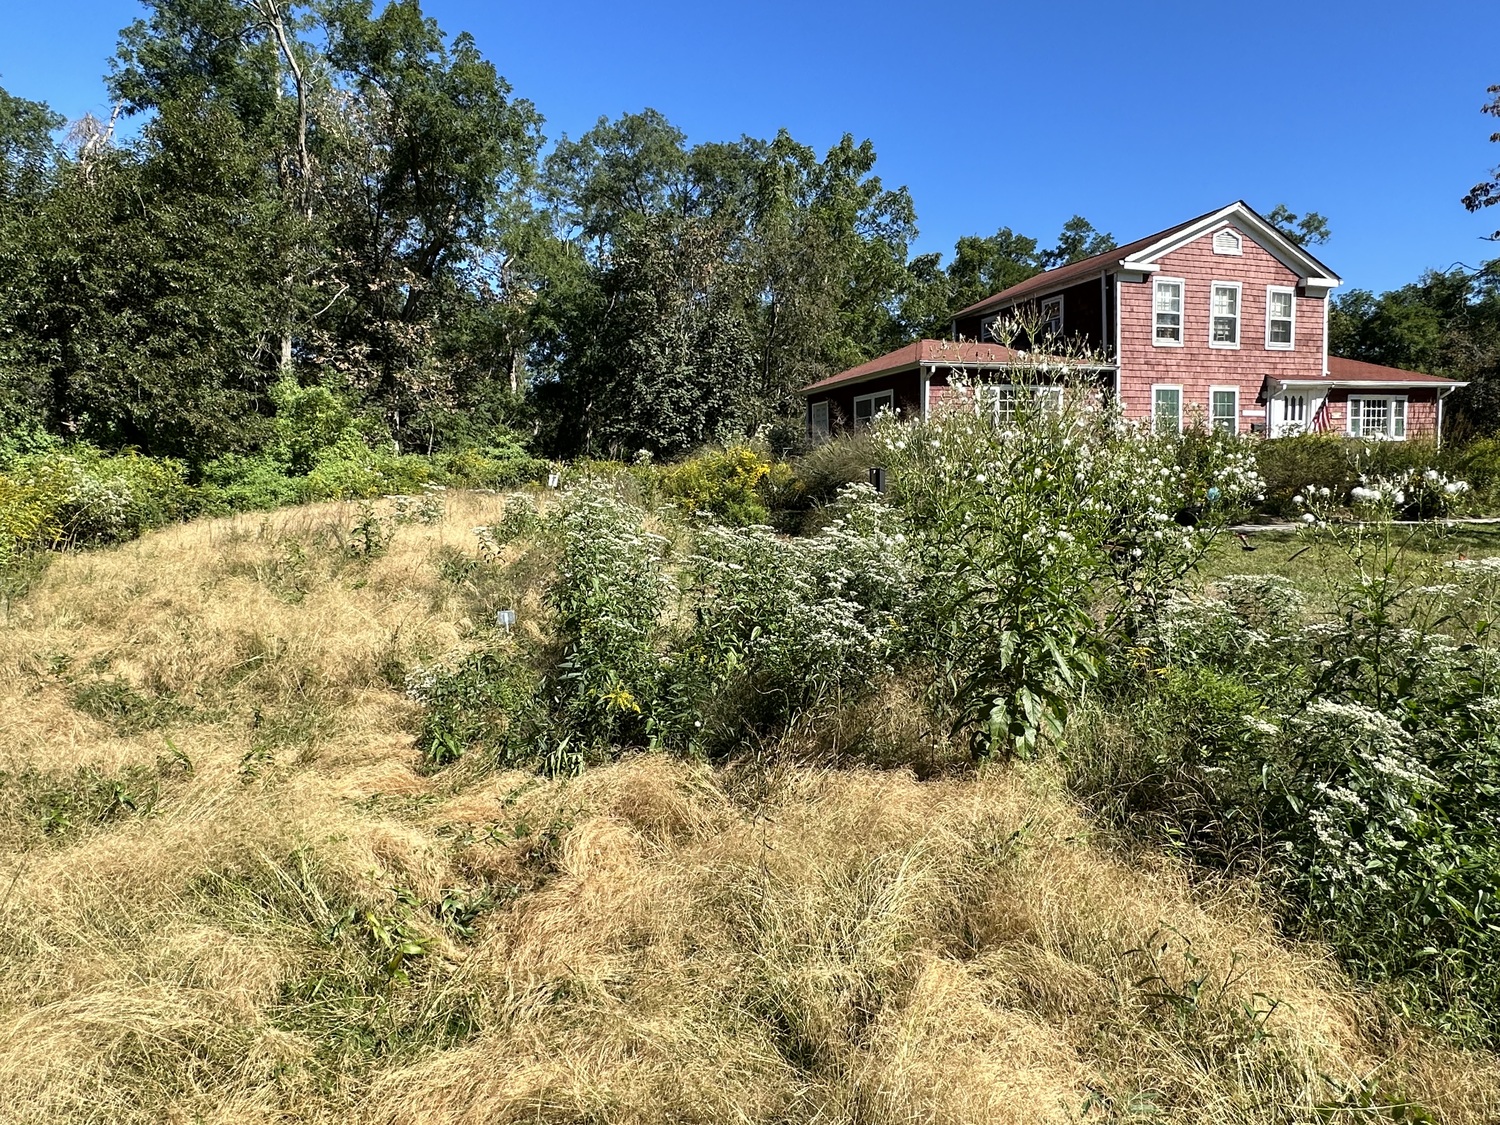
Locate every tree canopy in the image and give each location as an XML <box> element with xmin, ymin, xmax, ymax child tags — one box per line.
<box><xmin>1463</xmin><ymin>83</ymin><xmax>1500</xmax><ymax>241</ymax></box>
<box><xmin>9</xmin><ymin>3</ymin><xmax>1495</xmax><ymax>462</ymax></box>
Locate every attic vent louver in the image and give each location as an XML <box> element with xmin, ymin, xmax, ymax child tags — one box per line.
<box><xmin>1212</xmin><ymin>228</ymin><xmax>1243</xmax><ymax>256</ymax></box>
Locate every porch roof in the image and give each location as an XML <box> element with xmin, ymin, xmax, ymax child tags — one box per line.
<box><xmin>801</xmin><ymin>339</ymin><xmax>1104</xmax><ymax>395</ymax></box>
<box><xmin>1274</xmin><ymin>356</ymin><xmax>1469</xmax><ymax>389</ymax></box>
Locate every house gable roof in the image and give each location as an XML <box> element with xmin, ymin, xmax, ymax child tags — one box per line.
<box><xmin>955</xmin><ymin>201</ymin><xmax>1342</xmax><ymax>321</ymax></box>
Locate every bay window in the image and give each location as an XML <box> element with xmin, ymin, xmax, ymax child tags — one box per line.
<box><xmin>977</xmin><ymin>384</ymin><xmax>1064</xmax><ymax>426</ymax></box>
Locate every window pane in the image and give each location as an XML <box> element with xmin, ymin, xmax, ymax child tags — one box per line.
<box><xmin>1213</xmin><ymin>317</ymin><xmax>1237</xmax><ymax>343</ymax></box>
<box><xmin>1154</xmin><ymin>387</ymin><xmax>1181</xmax><ymax>432</ymax></box>
<box><xmin>1358</xmin><ymin>399</ymin><xmax>1389</xmax><ymax>437</ymax></box>
<box><xmin>1269</xmin><ymin>320</ymin><xmax>1292</xmax><ymax>344</ymax></box>
<box><xmin>1392</xmin><ymin>399</ymin><xmax>1406</xmax><ymax>438</ymax></box>
<box><xmin>1269</xmin><ymin>291</ymin><xmax>1292</xmax><ymax>318</ymax></box>
<box><xmin>1211</xmin><ymin>390</ymin><xmax>1236</xmax><ymax>431</ymax></box>
<box><xmin>993</xmin><ymin>387</ymin><xmax>1017</xmax><ymax>424</ymax></box>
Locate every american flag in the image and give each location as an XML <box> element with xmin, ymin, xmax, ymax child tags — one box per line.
<box><xmin>1311</xmin><ymin>397</ymin><xmax>1332</xmax><ymax>433</ymax></box>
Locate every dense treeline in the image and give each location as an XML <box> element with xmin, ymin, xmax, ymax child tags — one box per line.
<box><xmin>1331</xmin><ymin>265</ymin><xmax>1500</xmax><ymax>433</ymax></box>
<box><xmin>1</xmin><ymin>0</ymin><xmax>1496</xmax><ymax>466</ymax></box>
<box><xmin>0</xmin><ymin>0</ymin><xmax>1113</xmax><ymax>465</ymax></box>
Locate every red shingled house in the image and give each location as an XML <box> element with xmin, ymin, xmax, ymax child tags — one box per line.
<box><xmin>804</xmin><ymin>202</ymin><xmax>1466</xmax><ymax>441</ymax></box>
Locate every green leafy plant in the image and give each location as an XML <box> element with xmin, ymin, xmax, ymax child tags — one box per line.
<box><xmin>878</xmin><ymin>370</ymin><xmax>1262</xmax><ymax>758</ymax></box>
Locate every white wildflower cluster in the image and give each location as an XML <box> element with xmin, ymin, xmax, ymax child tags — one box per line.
<box><xmin>1291</xmin><ymin>700</ymin><xmax>1441</xmax><ymax>894</ymax></box>
<box><xmin>687</xmin><ymin>484</ymin><xmax>910</xmax><ymax>691</ymax></box>
<box><xmin>1149</xmin><ymin>578</ymin><xmax>1303</xmax><ymax>670</ymax></box>
<box><xmin>1449</xmin><ymin>555</ymin><xmax>1500</xmax><ymax>577</ymax></box>
<box><xmin>1290</xmin><ymin>484</ymin><xmax>1335</xmax><ymax>527</ymax></box>
<box><xmin>404</xmin><ymin>665</ymin><xmax>440</xmax><ymax>704</ymax></box>
<box><xmin>388</xmin><ymin>482</ymin><xmax>446</xmax><ymax>525</ymax></box>
<box><xmin>1345</xmin><ymin>467</ymin><xmax>1471</xmax><ymax>520</ymax></box>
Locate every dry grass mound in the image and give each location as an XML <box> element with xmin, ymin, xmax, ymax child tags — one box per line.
<box><xmin>1</xmin><ymin>494</ymin><xmax>1496</xmax><ymax>1124</ymax></box>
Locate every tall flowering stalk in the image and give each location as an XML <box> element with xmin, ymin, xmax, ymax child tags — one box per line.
<box><xmin>878</xmin><ymin>370</ymin><xmax>1261</xmax><ymax>758</ymax></box>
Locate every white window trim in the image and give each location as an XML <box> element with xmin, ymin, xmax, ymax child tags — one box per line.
<box><xmin>1209</xmin><ymin>281</ymin><xmax>1242</xmax><ymax>350</ymax></box>
<box><xmin>1209</xmin><ymin>385</ymin><xmax>1240</xmax><ymax>433</ymax></box>
<box><xmin>1152</xmin><ymin>383</ymin><xmax>1183</xmax><ymax>433</ymax></box>
<box><xmin>978</xmin><ymin>313</ymin><xmax>1000</xmax><ymax>342</ymax></box>
<box><xmin>1040</xmin><ymin>294</ymin><xmax>1064</xmax><ymax>335</ymax></box>
<box><xmin>852</xmin><ymin>389</ymin><xmax>895</xmax><ymax>427</ymax></box>
<box><xmin>809</xmin><ymin>399</ymin><xmax>830</xmax><ymax>438</ymax></box>
<box><xmin>1278</xmin><ymin>391</ymin><xmax>1308</xmax><ymax>434</ymax></box>
<box><xmin>977</xmin><ymin>383</ymin><xmax>1064</xmax><ymax>425</ymax></box>
<box><xmin>1347</xmin><ymin>394</ymin><xmax>1408</xmax><ymax>441</ymax></box>
<box><xmin>1265</xmin><ymin>285</ymin><xmax>1296</xmax><ymax>350</ymax></box>
<box><xmin>1152</xmin><ymin>277</ymin><xmax>1185</xmax><ymax>348</ymax></box>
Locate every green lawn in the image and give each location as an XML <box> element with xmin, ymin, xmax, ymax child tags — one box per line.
<box><xmin>1197</xmin><ymin>523</ymin><xmax>1500</xmax><ymax>586</ymax></box>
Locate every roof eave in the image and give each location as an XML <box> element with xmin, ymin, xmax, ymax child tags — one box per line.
<box><xmin>1122</xmin><ymin>201</ymin><xmax>1343</xmax><ymax>288</ymax></box>
<box><xmin>1273</xmin><ymin>378</ymin><xmax>1468</xmax><ymax>389</ymax></box>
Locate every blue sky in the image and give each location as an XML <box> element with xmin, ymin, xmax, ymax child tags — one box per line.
<box><xmin>3</xmin><ymin>0</ymin><xmax>1498</xmax><ymax>294</ymax></box>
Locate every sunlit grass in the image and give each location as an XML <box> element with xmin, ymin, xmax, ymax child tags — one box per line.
<box><xmin>1</xmin><ymin>495</ymin><xmax>1497</xmax><ymax>1123</ymax></box>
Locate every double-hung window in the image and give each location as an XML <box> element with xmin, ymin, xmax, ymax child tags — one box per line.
<box><xmin>1348</xmin><ymin>396</ymin><xmax>1407</xmax><ymax>440</ymax></box>
<box><xmin>1209</xmin><ymin>387</ymin><xmax>1239</xmax><ymax>433</ymax></box>
<box><xmin>1153</xmin><ymin>278</ymin><xmax>1184</xmax><ymax>345</ymax></box>
<box><xmin>1152</xmin><ymin>385</ymin><xmax>1183</xmax><ymax>434</ymax></box>
<box><xmin>809</xmin><ymin>400</ymin><xmax>830</xmax><ymax>439</ymax></box>
<box><xmin>1041</xmin><ymin>295</ymin><xmax>1063</xmax><ymax>335</ymax></box>
<box><xmin>852</xmin><ymin>389</ymin><xmax>894</xmax><ymax>427</ymax></box>
<box><xmin>977</xmin><ymin>384</ymin><xmax>1063</xmax><ymax>427</ymax></box>
<box><xmin>1266</xmin><ymin>287</ymin><xmax>1295</xmax><ymax>349</ymax></box>
<box><xmin>1210</xmin><ymin>282</ymin><xmax>1241</xmax><ymax>347</ymax></box>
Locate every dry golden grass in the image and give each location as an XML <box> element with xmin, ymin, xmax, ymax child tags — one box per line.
<box><xmin>1</xmin><ymin>494</ymin><xmax>1497</xmax><ymax>1124</ymax></box>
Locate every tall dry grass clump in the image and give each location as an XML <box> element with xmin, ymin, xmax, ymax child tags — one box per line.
<box><xmin>0</xmin><ymin>493</ymin><xmax>1496</xmax><ymax>1124</ymax></box>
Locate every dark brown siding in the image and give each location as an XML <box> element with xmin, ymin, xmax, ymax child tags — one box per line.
<box><xmin>805</xmin><ymin>368</ymin><xmax>923</xmax><ymax>436</ymax></box>
<box><xmin>953</xmin><ymin>272</ymin><xmax>1112</xmax><ymax>355</ymax></box>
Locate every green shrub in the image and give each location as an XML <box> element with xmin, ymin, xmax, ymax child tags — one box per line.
<box><xmin>880</xmin><ymin>389</ymin><xmax>1264</xmax><ymax>758</ymax></box>
<box><xmin>1447</xmin><ymin>436</ymin><xmax>1500</xmax><ymax>512</ymax></box>
<box><xmin>0</xmin><ymin>445</ymin><xmax>193</xmax><ymax>550</ymax></box>
<box><xmin>1254</xmin><ymin>435</ymin><xmax>1359</xmax><ymax>516</ymax></box>
<box><xmin>438</xmin><ymin>443</ymin><xmax>546</xmax><ymax>490</ymax></box>
<box><xmin>300</xmin><ymin>443</ymin><xmax>437</xmax><ymax>502</ymax></box>
<box><xmin>408</xmin><ymin>649</ymin><xmax>540</xmax><ymax>771</ymax></box>
<box><xmin>656</xmin><ymin>444</ymin><xmax>794</xmax><ymax>526</ymax></box>
<box><xmin>196</xmin><ymin>453</ymin><xmax>303</xmax><ymax>514</ymax></box>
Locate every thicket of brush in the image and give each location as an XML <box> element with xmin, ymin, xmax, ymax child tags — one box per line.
<box><xmin>3</xmin><ymin>489</ymin><xmax>1499</xmax><ymax>1124</ymax></box>
<box><xmin>6</xmin><ymin>393</ymin><xmax>1500</xmax><ymax>1121</ymax></box>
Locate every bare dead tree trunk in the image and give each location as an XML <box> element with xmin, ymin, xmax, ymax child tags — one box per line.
<box><xmin>256</xmin><ymin>0</ymin><xmax>313</xmax><ymax>374</ymax></box>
